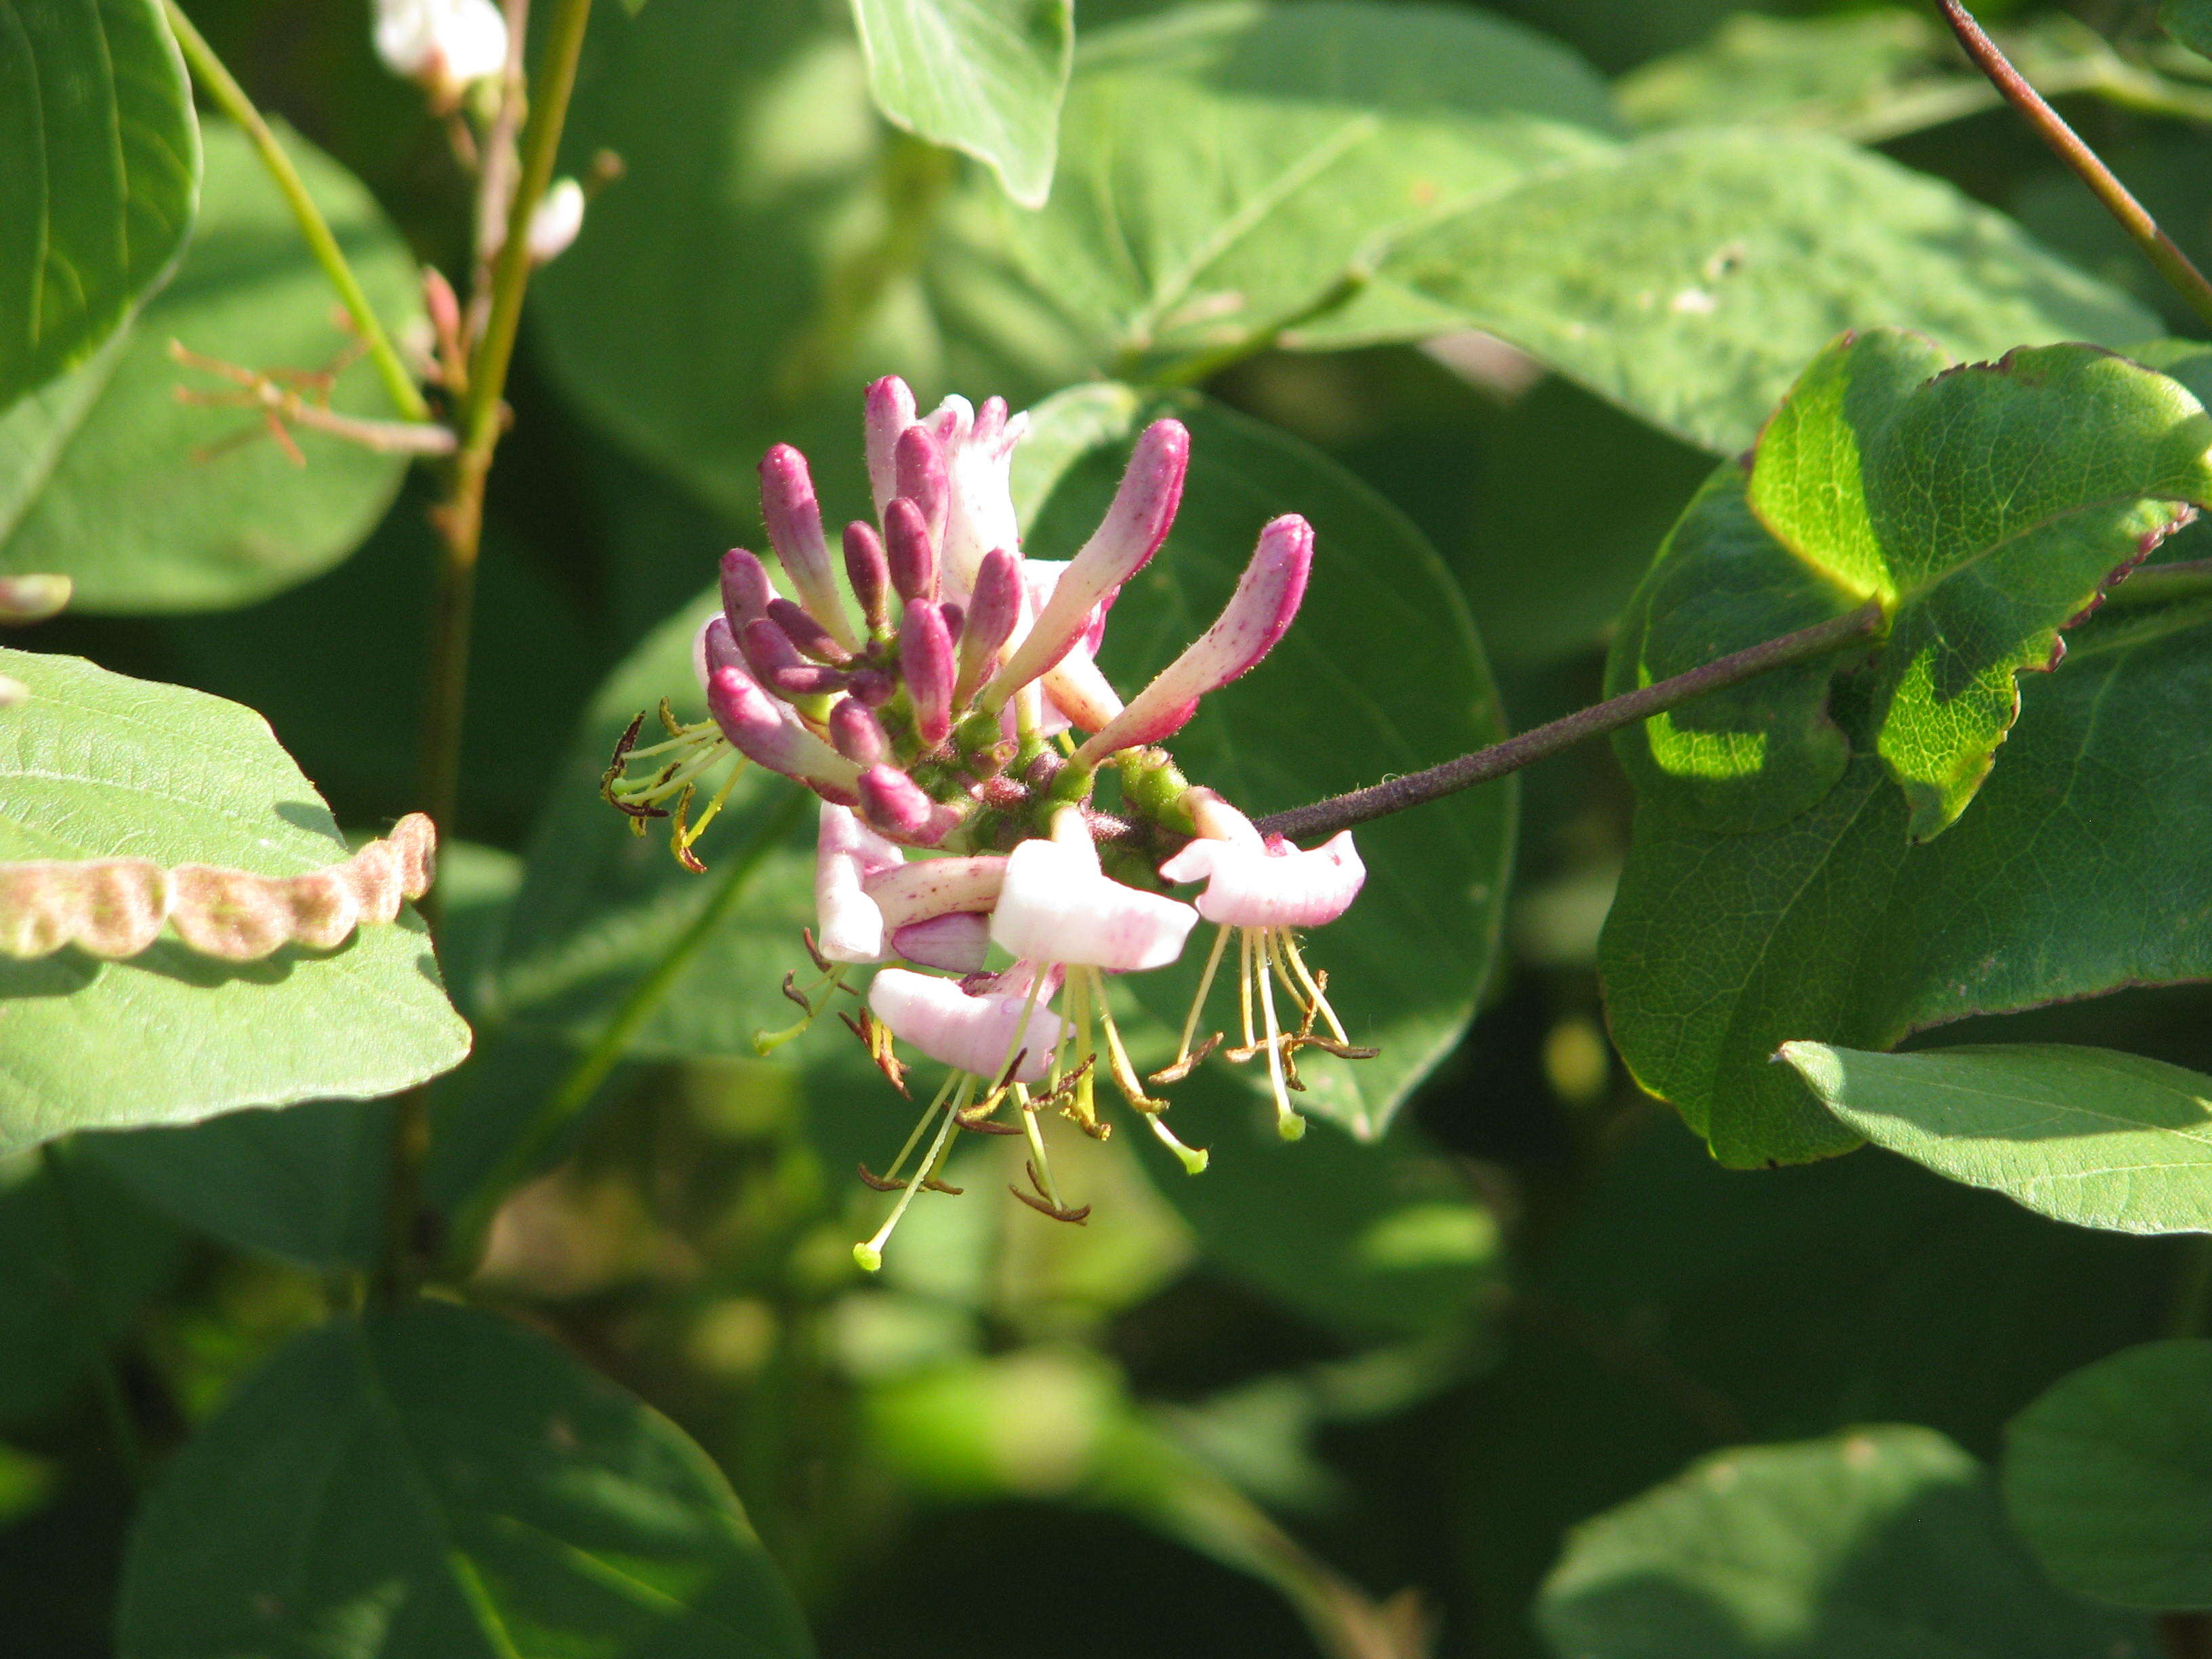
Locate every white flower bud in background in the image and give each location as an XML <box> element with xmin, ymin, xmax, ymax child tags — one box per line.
<box><xmin>525</xmin><ymin>179</ymin><xmax>586</xmax><ymax>265</ymax></box>
<box><xmin>0</xmin><ymin>677</ymin><xmax>26</xmax><ymax>710</ymax></box>
<box><xmin>373</xmin><ymin>0</ymin><xmax>508</xmax><ymax>104</ymax></box>
<box><xmin>0</xmin><ymin>573</ymin><xmax>72</xmax><ymax>624</ymax></box>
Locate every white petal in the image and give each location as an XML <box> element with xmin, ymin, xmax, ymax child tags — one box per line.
<box><xmin>815</xmin><ymin>804</ymin><xmax>903</xmax><ymax>962</ymax></box>
<box><xmin>868</xmin><ymin>968</ymin><xmax>1062</xmax><ymax>1082</ymax></box>
<box><xmin>1160</xmin><ymin>830</ymin><xmax>1365</xmax><ymax>929</ymax></box>
<box><xmin>990</xmin><ymin>838</ymin><xmax>1197</xmax><ymax>972</ymax></box>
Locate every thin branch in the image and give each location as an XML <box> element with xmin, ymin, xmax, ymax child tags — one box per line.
<box><xmin>468</xmin><ymin>0</ymin><xmax>533</xmax><ymax>349</ymax></box>
<box><xmin>1252</xmin><ymin>601</ymin><xmax>1885</xmax><ymax>842</ymax></box>
<box><xmin>438</xmin><ymin>785</ymin><xmax>808</xmax><ymax>1278</ymax></box>
<box><xmin>1938</xmin><ymin>0</ymin><xmax>2212</xmax><ymax>333</ymax></box>
<box><xmin>161</xmin><ymin>1</ymin><xmax>433</xmax><ymax>424</ymax></box>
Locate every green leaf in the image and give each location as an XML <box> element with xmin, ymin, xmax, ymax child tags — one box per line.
<box><xmin>851</xmin><ymin>0</ymin><xmax>1071</xmax><ymax>209</ymax></box>
<box><xmin>0</xmin><ymin>121</ymin><xmax>419</xmax><ymax>612</ymax></box>
<box><xmin>1601</xmin><ymin>609</ymin><xmax>2212</xmax><ymax>1167</ymax></box>
<box><xmin>2165</xmin><ymin>1</ymin><xmax>2212</xmax><ymax>60</ymax></box>
<box><xmin>0</xmin><ymin>647</ymin><xmax>471</xmax><ymax>1153</ymax></box>
<box><xmin>0</xmin><ymin>1149</ymin><xmax>183</xmax><ymax>1429</ymax></box>
<box><xmin>116</xmin><ymin>1302</ymin><xmax>815</xmax><ymax>1658</ymax></box>
<box><xmin>1781</xmin><ymin>1042</ymin><xmax>2212</xmax><ymax>1235</ymax></box>
<box><xmin>0</xmin><ymin>0</ymin><xmax>199</xmax><ymax>409</ymax></box>
<box><xmin>1536</xmin><ymin>1425</ymin><xmax>2156</xmax><ymax>1658</ymax></box>
<box><xmin>1002</xmin><ymin>0</ymin><xmax>1616</xmax><ymax>376</ymax></box>
<box><xmin>1016</xmin><ymin>385</ymin><xmax>1512</xmax><ymax>1139</ymax></box>
<box><xmin>1374</xmin><ymin>129</ymin><xmax>2158</xmax><ymax>455</ymax></box>
<box><xmin>2006</xmin><ymin>1339</ymin><xmax>2212</xmax><ymax>1610</ymax></box>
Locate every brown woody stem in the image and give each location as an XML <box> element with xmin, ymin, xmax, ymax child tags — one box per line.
<box><xmin>1252</xmin><ymin>601</ymin><xmax>1885</xmax><ymax>842</ymax></box>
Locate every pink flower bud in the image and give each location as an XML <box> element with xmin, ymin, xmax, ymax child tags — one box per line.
<box><xmin>890</xmin><ymin>913</ymin><xmax>991</xmax><ymax>973</ymax></box>
<box><xmin>857</xmin><ymin>764</ymin><xmax>962</xmax><ymax>846</ymax></box>
<box><xmin>765</xmin><ymin>596</ymin><xmax>851</xmax><ymax>665</ymax></box>
<box><xmin>867</xmin><ymin>968</ymin><xmax>1063</xmax><ymax>1084</ymax></box>
<box><xmin>1073</xmin><ymin>515</ymin><xmax>1312</xmax><ymax>768</ymax></box>
<box><xmin>954</xmin><ymin>548</ymin><xmax>1022</xmax><ymax>706</ymax></box>
<box><xmin>865</xmin><ymin>375</ymin><xmax>918</xmax><ymax>519</ymax></box>
<box><xmin>900</xmin><ymin>599</ymin><xmax>956</xmax><ymax>747</ymax></box>
<box><xmin>720</xmin><ymin>549</ymin><xmax>776</xmax><ymax>636</ymax></box>
<box><xmin>760</xmin><ymin>444</ymin><xmax>859</xmax><ymax>651</ymax></box>
<box><xmin>691</xmin><ymin>614</ymin><xmax>745</xmax><ymax>689</ymax></box>
<box><xmin>847</xmin><ymin>668</ymin><xmax>896</xmax><ymax>707</ymax></box>
<box><xmin>828</xmin><ymin>697</ymin><xmax>889</xmax><ymax>766</ymax></box>
<box><xmin>843</xmin><ymin>521</ymin><xmax>891</xmax><ymax>634</ymax></box>
<box><xmin>895</xmin><ymin>425</ymin><xmax>949</xmax><ymax>555</ymax></box>
<box><xmin>883</xmin><ymin>497</ymin><xmax>937</xmax><ymax>605</ymax></box>
<box><xmin>707</xmin><ymin>666</ymin><xmax>861</xmax><ymax>799</ymax></box>
<box><xmin>987</xmin><ymin>419</ymin><xmax>1186</xmax><ymax>703</ymax></box>
<box><xmin>738</xmin><ymin>618</ymin><xmax>847</xmax><ymax>699</ymax></box>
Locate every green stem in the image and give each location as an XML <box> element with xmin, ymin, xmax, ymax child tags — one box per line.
<box><xmin>39</xmin><ymin>1144</ymin><xmax>144</xmax><ymax>1485</ymax></box>
<box><xmin>1939</xmin><ymin>1</ymin><xmax>2212</xmax><ymax>334</ymax></box>
<box><xmin>440</xmin><ymin>785</ymin><xmax>808</xmax><ymax>1274</ymax></box>
<box><xmin>1253</xmin><ymin>600</ymin><xmax>1885</xmax><ymax>842</ymax></box>
<box><xmin>161</xmin><ymin>1</ymin><xmax>432</xmax><ymax>424</ymax></box>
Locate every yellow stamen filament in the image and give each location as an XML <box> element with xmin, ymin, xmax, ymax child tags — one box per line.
<box><xmin>1254</xmin><ymin>931</ymin><xmax>1304</xmax><ymax>1141</ymax></box>
<box><xmin>1277</xmin><ymin>930</ymin><xmax>1350</xmax><ymax>1044</ymax></box>
<box><xmin>1173</xmin><ymin>923</ymin><xmax>1233</xmax><ymax>1067</ymax></box>
<box><xmin>856</xmin><ymin>1074</ymin><xmax>972</xmax><ymax>1271</ymax></box>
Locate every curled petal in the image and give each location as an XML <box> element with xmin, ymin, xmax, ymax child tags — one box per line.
<box><xmin>865</xmin><ymin>376</ymin><xmax>918</xmax><ymax>518</ymax></box>
<box><xmin>760</xmin><ymin>445</ymin><xmax>859</xmax><ymax>651</ymax></box>
<box><xmin>815</xmin><ymin>802</ymin><xmax>903</xmax><ymax>963</ymax></box>
<box><xmin>890</xmin><ymin>912</ymin><xmax>991</xmax><ymax>973</ymax></box>
<box><xmin>1161</xmin><ymin>829</ymin><xmax>1365</xmax><ymax>928</ymax></box>
<box><xmin>1073</xmin><ymin>515</ymin><xmax>1312</xmax><ymax>768</ymax></box>
<box><xmin>989</xmin><ymin>836</ymin><xmax>1198</xmax><ymax>972</ymax></box>
<box><xmin>867</xmin><ymin>967</ymin><xmax>1063</xmax><ymax>1083</ymax></box>
<box><xmin>863</xmin><ymin>855</ymin><xmax>1006</xmax><ymax>930</ymax></box>
<box><xmin>707</xmin><ymin>666</ymin><xmax>861</xmax><ymax>799</ymax></box>
<box><xmin>987</xmin><ymin>419</ymin><xmax>1185</xmax><ymax>703</ymax></box>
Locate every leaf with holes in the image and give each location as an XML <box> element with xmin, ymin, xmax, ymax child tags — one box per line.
<box><xmin>0</xmin><ymin>0</ymin><xmax>199</xmax><ymax>409</ymax></box>
<box><xmin>0</xmin><ymin>647</ymin><xmax>470</xmax><ymax>1153</ymax></box>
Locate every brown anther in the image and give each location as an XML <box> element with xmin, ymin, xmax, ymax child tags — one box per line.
<box><xmin>1147</xmin><ymin>1031</ymin><xmax>1223</xmax><ymax>1086</ymax></box>
<box><xmin>857</xmin><ymin>1163</ymin><xmax>906</xmax><ymax>1191</ymax></box>
<box><xmin>1010</xmin><ymin>1166</ymin><xmax>1092</xmax><ymax>1224</ymax></box>
<box><xmin>842</xmin><ymin>1009</ymin><xmax>911</xmax><ymax>1096</ymax></box>
<box><xmin>800</xmin><ymin>927</ymin><xmax>834</xmax><ymax>975</ymax></box>
<box><xmin>1298</xmin><ymin>1037</ymin><xmax>1381</xmax><ymax>1061</ymax></box>
<box><xmin>657</xmin><ymin>697</ymin><xmax>685</xmax><ymax>739</ymax></box>
<box><xmin>922</xmin><ymin>1177</ymin><xmax>964</xmax><ymax>1194</ymax></box>
<box><xmin>669</xmin><ymin>785</ymin><xmax>708</xmax><ymax>873</ymax></box>
<box><xmin>781</xmin><ymin>971</ymin><xmax>812</xmax><ymax>1014</ymax></box>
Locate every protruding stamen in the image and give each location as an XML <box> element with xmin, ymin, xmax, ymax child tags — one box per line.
<box><xmin>1146</xmin><ymin>1112</ymin><xmax>1210</xmax><ymax>1174</ymax></box>
<box><xmin>855</xmin><ymin>1075</ymin><xmax>971</xmax><ymax>1271</ymax></box>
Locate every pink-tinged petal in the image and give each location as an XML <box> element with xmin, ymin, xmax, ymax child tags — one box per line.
<box><xmin>986</xmin><ymin>419</ymin><xmax>1185</xmax><ymax>703</ymax></box>
<box><xmin>865</xmin><ymin>375</ymin><xmax>918</xmax><ymax>519</ymax></box>
<box><xmin>760</xmin><ymin>445</ymin><xmax>860</xmax><ymax>651</ymax></box>
<box><xmin>939</xmin><ymin>394</ymin><xmax>1028</xmax><ymax>596</ymax></box>
<box><xmin>989</xmin><ymin>837</ymin><xmax>1198</xmax><ymax>971</ymax></box>
<box><xmin>864</xmin><ymin>855</ymin><xmax>1006</xmax><ymax>929</ymax></box>
<box><xmin>867</xmin><ymin>968</ymin><xmax>1063</xmax><ymax>1083</ymax></box>
<box><xmin>828</xmin><ymin>698</ymin><xmax>888</xmax><ymax>766</ymax></box>
<box><xmin>707</xmin><ymin>666</ymin><xmax>862</xmax><ymax>797</ymax></box>
<box><xmin>843</xmin><ymin>522</ymin><xmax>891</xmax><ymax>634</ymax></box>
<box><xmin>895</xmin><ymin>426</ymin><xmax>949</xmax><ymax>557</ymax></box>
<box><xmin>720</xmin><ymin>550</ymin><xmax>778</xmax><ymax>640</ymax></box>
<box><xmin>890</xmin><ymin>913</ymin><xmax>991</xmax><ymax>973</ymax></box>
<box><xmin>1160</xmin><ymin>829</ymin><xmax>1364</xmax><ymax>928</ymax></box>
<box><xmin>857</xmin><ymin>764</ymin><xmax>964</xmax><ymax>846</ymax></box>
<box><xmin>954</xmin><ymin>548</ymin><xmax>1023</xmax><ymax>705</ymax></box>
<box><xmin>1073</xmin><ymin>515</ymin><xmax>1312</xmax><ymax>768</ymax></box>
<box><xmin>883</xmin><ymin>497</ymin><xmax>938</xmax><ymax>605</ymax></box>
<box><xmin>815</xmin><ymin>803</ymin><xmax>903</xmax><ymax>962</ymax></box>
<box><xmin>900</xmin><ymin>600</ymin><xmax>956</xmax><ymax>746</ymax></box>
<box><xmin>1040</xmin><ymin>650</ymin><xmax>1124</xmax><ymax>733</ymax></box>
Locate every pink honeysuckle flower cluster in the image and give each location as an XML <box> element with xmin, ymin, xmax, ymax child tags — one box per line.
<box><xmin>602</xmin><ymin>379</ymin><xmax>1374</xmax><ymax>1269</ymax></box>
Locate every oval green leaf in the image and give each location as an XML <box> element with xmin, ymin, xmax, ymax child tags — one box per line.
<box><xmin>117</xmin><ymin>1300</ymin><xmax>815</xmax><ymax>1657</ymax></box>
<box><xmin>0</xmin><ymin>121</ymin><xmax>419</xmax><ymax>611</ymax></box>
<box><xmin>1781</xmin><ymin>1042</ymin><xmax>2212</xmax><ymax>1235</ymax></box>
<box><xmin>2005</xmin><ymin>1340</ymin><xmax>2212</xmax><ymax>1610</ymax></box>
<box><xmin>0</xmin><ymin>647</ymin><xmax>471</xmax><ymax>1152</ymax></box>
<box><xmin>1538</xmin><ymin>1425</ymin><xmax>2156</xmax><ymax>1658</ymax></box>
<box><xmin>0</xmin><ymin>0</ymin><xmax>199</xmax><ymax>409</ymax></box>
